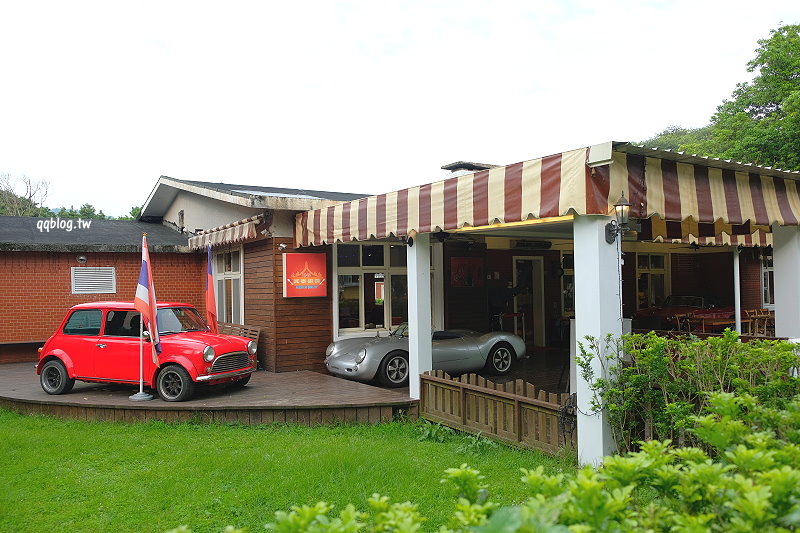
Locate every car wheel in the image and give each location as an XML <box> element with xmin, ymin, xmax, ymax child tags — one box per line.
<box><xmin>230</xmin><ymin>373</ymin><xmax>251</xmax><ymax>388</ymax></box>
<box><xmin>40</xmin><ymin>360</ymin><xmax>75</xmax><ymax>395</ymax></box>
<box><xmin>156</xmin><ymin>365</ymin><xmax>195</xmax><ymax>402</ymax></box>
<box><xmin>377</xmin><ymin>351</ymin><xmax>409</xmax><ymax>387</ymax></box>
<box><xmin>485</xmin><ymin>342</ymin><xmax>515</xmax><ymax>375</ymax></box>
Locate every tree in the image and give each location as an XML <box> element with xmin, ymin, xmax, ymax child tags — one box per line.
<box><xmin>0</xmin><ymin>175</ymin><xmax>52</xmax><ymax>216</ymax></box>
<box><xmin>643</xmin><ymin>24</ymin><xmax>800</xmax><ymax>170</ymax></box>
<box><xmin>639</xmin><ymin>125</ymin><xmax>713</xmax><ymax>151</ymax></box>
<box><xmin>116</xmin><ymin>206</ymin><xmax>142</xmax><ymax>220</ymax></box>
<box><xmin>54</xmin><ymin>204</ymin><xmax>107</xmax><ymax>219</ymax></box>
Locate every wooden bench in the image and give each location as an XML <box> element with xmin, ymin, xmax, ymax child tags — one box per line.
<box><xmin>218</xmin><ymin>322</ymin><xmax>262</xmax><ymax>342</ymax></box>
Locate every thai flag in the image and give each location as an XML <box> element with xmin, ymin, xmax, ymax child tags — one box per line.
<box><xmin>134</xmin><ymin>234</ymin><xmax>161</xmax><ymax>361</ymax></box>
<box><xmin>206</xmin><ymin>245</ymin><xmax>218</xmax><ymax>334</ymax></box>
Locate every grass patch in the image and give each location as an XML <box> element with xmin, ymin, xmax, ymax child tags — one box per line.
<box><xmin>0</xmin><ymin>410</ymin><xmax>574</xmax><ymax>532</ymax></box>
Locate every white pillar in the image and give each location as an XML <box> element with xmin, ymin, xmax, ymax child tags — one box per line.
<box><xmin>772</xmin><ymin>225</ymin><xmax>800</xmax><ymax>338</ymax></box>
<box><xmin>407</xmin><ymin>232</ymin><xmax>432</xmax><ymax>399</ymax></box>
<box><xmin>573</xmin><ymin>215</ymin><xmax>622</xmax><ymax>465</ymax></box>
<box><xmin>733</xmin><ymin>247</ymin><xmax>742</xmax><ymax>333</ymax></box>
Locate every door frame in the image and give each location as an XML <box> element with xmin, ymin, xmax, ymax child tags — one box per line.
<box><xmin>512</xmin><ymin>255</ymin><xmax>546</xmax><ymax>347</ymax></box>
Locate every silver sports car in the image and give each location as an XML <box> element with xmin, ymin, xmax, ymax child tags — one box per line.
<box><xmin>324</xmin><ymin>323</ymin><xmax>526</xmax><ymax>387</ymax></box>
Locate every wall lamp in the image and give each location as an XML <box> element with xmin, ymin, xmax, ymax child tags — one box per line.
<box><xmin>403</xmin><ymin>229</ymin><xmax>418</xmax><ymax>247</ymax></box>
<box><xmin>605</xmin><ymin>193</ymin><xmax>632</xmax><ymax>244</ymax></box>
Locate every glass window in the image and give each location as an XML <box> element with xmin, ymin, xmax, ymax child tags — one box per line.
<box><xmin>338</xmin><ymin>275</ymin><xmax>361</xmax><ymax>328</ymax></box>
<box><xmin>636</xmin><ymin>253</ymin><xmax>668</xmax><ymax>309</ymax></box>
<box><xmin>104</xmin><ymin>310</ymin><xmax>141</xmax><ymax>337</ymax></box>
<box><xmin>214</xmin><ymin>247</ymin><xmax>244</xmax><ymax>324</ymax></box>
<box><xmin>390</xmin><ymin>275</ymin><xmax>408</xmax><ymax>325</ymax></box>
<box><xmin>362</xmin><ymin>245</ymin><xmax>384</xmax><ymax>267</ymax></box>
<box><xmin>363</xmin><ymin>273</ymin><xmax>385</xmax><ymax>329</ymax></box>
<box><xmin>63</xmin><ymin>309</ymin><xmax>103</xmax><ymax>336</ymax></box>
<box><xmin>389</xmin><ymin>245</ymin><xmax>407</xmax><ymax>267</ymax></box>
<box><xmin>337</xmin><ymin>244</ymin><xmax>360</xmax><ymax>267</ymax></box>
<box><xmin>762</xmin><ymin>250</ymin><xmax>774</xmax><ymax>307</ymax></box>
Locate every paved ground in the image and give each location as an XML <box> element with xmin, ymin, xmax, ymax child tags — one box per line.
<box><xmin>0</xmin><ymin>362</ymin><xmax>413</xmax><ymax>409</ymax></box>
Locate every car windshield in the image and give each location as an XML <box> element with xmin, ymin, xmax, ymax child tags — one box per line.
<box><xmin>156</xmin><ymin>307</ymin><xmax>209</xmax><ymax>335</ymax></box>
<box><xmin>390</xmin><ymin>323</ymin><xmax>409</xmax><ymax>337</ymax></box>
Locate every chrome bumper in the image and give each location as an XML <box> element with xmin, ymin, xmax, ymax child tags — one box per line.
<box><xmin>196</xmin><ymin>367</ymin><xmax>254</xmax><ymax>382</ymax></box>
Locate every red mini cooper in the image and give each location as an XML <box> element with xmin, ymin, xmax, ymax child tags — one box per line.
<box><xmin>36</xmin><ymin>302</ymin><xmax>257</xmax><ymax>401</ymax></box>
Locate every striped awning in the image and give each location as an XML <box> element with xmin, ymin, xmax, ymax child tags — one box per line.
<box><xmin>295</xmin><ymin>143</ymin><xmax>800</xmax><ymax>247</ymax></box>
<box><xmin>639</xmin><ymin>216</ymin><xmax>772</xmax><ymax>247</ymax></box>
<box><xmin>188</xmin><ymin>215</ymin><xmax>261</xmax><ymax>250</ymax></box>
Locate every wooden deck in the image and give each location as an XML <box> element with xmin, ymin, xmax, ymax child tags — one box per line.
<box><xmin>0</xmin><ymin>363</ymin><xmax>417</xmax><ymax>425</ymax></box>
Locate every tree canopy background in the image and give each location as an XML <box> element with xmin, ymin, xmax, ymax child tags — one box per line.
<box><xmin>643</xmin><ymin>24</ymin><xmax>800</xmax><ymax>171</ymax></box>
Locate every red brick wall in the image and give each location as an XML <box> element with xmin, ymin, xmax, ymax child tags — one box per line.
<box><xmin>0</xmin><ymin>251</ymin><xmax>205</xmax><ymax>345</ymax></box>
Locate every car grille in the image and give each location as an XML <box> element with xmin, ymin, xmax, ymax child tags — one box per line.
<box><xmin>211</xmin><ymin>352</ymin><xmax>250</xmax><ymax>373</ymax></box>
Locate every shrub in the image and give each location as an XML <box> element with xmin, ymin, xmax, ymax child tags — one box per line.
<box><xmin>577</xmin><ymin>330</ymin><xmax>800</xmax><ymax>453</ymax></box>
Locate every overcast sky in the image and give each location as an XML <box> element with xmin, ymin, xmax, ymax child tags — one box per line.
<box><xmin>0</xmin><ymin>1</ymin><xmax>797</xmax><ymax>217</ymax></box>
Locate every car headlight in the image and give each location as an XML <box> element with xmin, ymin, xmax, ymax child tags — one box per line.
<box><xmin>203</xmin><ymin>346</ymin><xmax>216</xmax><ymax>362</ymax></box>
<box><xmin>247</xmin><ymin>340</ymin><xmax>257</xmax><ymax>355</ymax></box>
<box><xmin>355</xmin><ymin>348</ymin><xmax>367</xmax><ymax>364</ymax></box>
<box><xmin>325</xmin><ymin>343</ymin><xmax>335</xmax><ymax>357</ymax></box>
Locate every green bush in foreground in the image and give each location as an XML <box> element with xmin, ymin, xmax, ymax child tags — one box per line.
<box><xmin>172</xmin><ymin>392</ymin><xmax>800</xmax><ymax>532</ymax></box>
<box><xmin>578</xmin><ymin>330</ymin><xmax>800</xmax><ymax>453</ymax></box>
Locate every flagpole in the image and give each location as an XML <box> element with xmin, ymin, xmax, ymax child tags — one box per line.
<box><xmin>130</xmin><ymin>233</ymin><xmax>154</xmax><ymax>402</ymax></box>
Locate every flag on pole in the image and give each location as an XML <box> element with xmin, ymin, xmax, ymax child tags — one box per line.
<box><xmin>206</xmin><ymin>245</ymin><xmax>218</xmax><ymax>334</ymax></box>
<box><xmin>134</xmin><ymin>234</ymin><xmax>161</xmax><ymax>363</ymax></box>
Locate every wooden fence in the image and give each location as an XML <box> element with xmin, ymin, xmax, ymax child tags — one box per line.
<box><xmin>419</xmin><ymin>370</ymin><xmax>576</xmax><ymax>454</ymax></box>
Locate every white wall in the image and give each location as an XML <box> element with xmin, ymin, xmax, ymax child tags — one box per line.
<box><xmin>163</xmin><ymin>190</ymin><xmax>263</xmax><ymax>233</ymax></box>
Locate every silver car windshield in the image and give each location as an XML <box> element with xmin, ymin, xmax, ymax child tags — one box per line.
<box><xmin>391</xmin><ymin>323</ymin><xmax>409</xmax><ymax>337</ymax></box>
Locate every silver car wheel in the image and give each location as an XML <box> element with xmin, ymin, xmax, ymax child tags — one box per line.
<box><xmin>487</xmin><ymin>343</ymin><xmax>515</xmax><ymax>374</ymax></box>
<box><xmin>377</xmin><ymin>351</ymin><xmax>409</xmax><ymax>387</ymax></box>
<box><xmin>386</xmin><ymin>355</ymin><xmax>408</xmax><ymax>383</ymax></box>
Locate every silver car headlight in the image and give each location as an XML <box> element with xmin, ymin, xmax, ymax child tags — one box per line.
<box><xmin>203</xmin><ymin>346</ymin><xmax>216</xmax><ymax>362</ymax></box>
<box><xmin>355</xmin><ymin>348</ymin><xmax>367</xmax><ymax>364</ymax></box>
<box><xmin>325</xmin><ymin>343</ymin><xmax>335</xmax><ymax>357</ymax></box>
<box><xmin>247</xmin><ymin>340</ymin><xmax>257</xmax><ymax>355</ymax></box>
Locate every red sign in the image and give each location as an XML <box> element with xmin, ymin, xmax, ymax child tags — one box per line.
<box><xmin>283</xmin><ymin>253</ymin><xmax>327</xmax><ymax>297</ymax></box>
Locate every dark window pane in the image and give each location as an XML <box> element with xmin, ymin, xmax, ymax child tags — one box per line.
<box><xmin>363</xmin><ymin>273</ymin><xmax>384</xmax><ymax>329</ymax></box>
<box><xmin>362</xmin><ymin>245</ymin><xmax>384</xmax><ymax>267</ymax></box>
<box><xmin>338</xmin><ymin>275</ymin><xmax>361</xmax><ymax>328</ymax></box>
<box><xmin>390</xmin><ymin>275</ymin><xmax>408</xmax><ymax>325</ymax></box>
<box><xmin>389</xmin><ymin>245</ymin><xmax>407</xmax><ymax>267</ymax></box>
<box><xmin>104</xmin><ymin>310</ymin><xmax>141</xmax><ymax>337</ymax></box>
<box><xmin>337</xmin><ymin>245</ymin><xmax>360</xmax><ymax>267</ymax></box>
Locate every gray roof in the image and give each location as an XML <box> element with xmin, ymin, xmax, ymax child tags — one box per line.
<box><xmin>166</xmin><ymin>177</ymin><xmax>369</xmax><ymax>202</ymax></box>
<box><xmin>0</xmin><ymin>217</ymin><xmax>191</xmax><ymax>253</ymax></box>
<box><xmin>441</xmin><ymin>161</ymin><xmax>500</xmax><ymax>172</ymax></box>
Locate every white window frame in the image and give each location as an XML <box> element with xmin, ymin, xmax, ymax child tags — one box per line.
<box><xmin>71</xmin><ymin>266</ymin><xmax>117</xmax><ymax>294</ymax></box>
<box><xmin>761</xmin><ymin>249</ymin><xmax>775</xmax><ymax>309</ymax></box>
<box><xmin>635</xmin><ymin>252</ymin><xmax>671</xmax><ymax>310</ymax></box>
<box><xmin>332</xmin><ymin>241</ymin><xmax>442</xmax><ymax>340</ymax></box>
<box><xmin>213</xmin><ymin>245</ymin><xmax>245</xmax><ymax>324</ymax></box>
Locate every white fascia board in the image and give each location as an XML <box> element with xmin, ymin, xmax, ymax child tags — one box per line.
<box><xmin>144</xmin><ymin>177</ymin><xmax>348</xmax><ymax>216</ymax></box>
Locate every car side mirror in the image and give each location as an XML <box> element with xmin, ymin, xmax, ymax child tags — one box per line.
<box><xmin>142</xmin><ymin>330</ymin><xmax>152</xmax><ymax>342</ymax></box>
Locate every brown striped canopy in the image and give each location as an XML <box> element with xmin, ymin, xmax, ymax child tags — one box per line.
<box><xmin>295</xmin><ymin>143</ymin><xmax>800</xmax><ymax>247</ymax></box>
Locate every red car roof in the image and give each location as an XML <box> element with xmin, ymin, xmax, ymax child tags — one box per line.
<box><xmin>70</xmin><ymin>301</ymin><xmax>194</xmax><ymax>310</ymax></box>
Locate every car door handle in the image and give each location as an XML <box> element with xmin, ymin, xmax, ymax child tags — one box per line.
<box><xmin>96</xmin><ymin>343</ymin><xmax>106</xmax><ymax>348</ymax></box>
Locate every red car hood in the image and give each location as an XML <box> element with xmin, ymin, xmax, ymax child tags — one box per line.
<box><xmin>159</xmin><ymin>332</ymin><xmax>250</xmax><ymax>355</ymax></box>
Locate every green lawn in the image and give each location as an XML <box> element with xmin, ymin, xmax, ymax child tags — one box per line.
<box><xmin>0</xmin><ymin>409</ymin><xmax>574</xmax><ymax>532</ymax></box>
